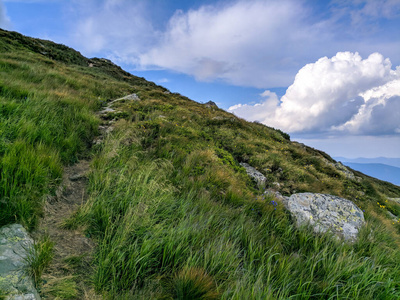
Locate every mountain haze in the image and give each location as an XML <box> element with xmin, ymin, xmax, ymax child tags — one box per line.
<box><xmin>335</xmin><ymin>157</ymin><xmax>400</xmax><ymax>169</ymax></box>
<box><xmin>1</xmin><ymin>29</ymin><xmax>400</xmax><ymax>299</ymax></box>
<box><xmin>344</xmin><ymin>163</ymin><xmax>400</xmax><ymax>186</ymax></box>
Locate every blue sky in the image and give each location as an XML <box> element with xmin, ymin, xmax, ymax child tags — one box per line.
<box><xmin>1</xmin><ymin>0</ymin><xmax>399</xmax><ymax>158</ymax></box>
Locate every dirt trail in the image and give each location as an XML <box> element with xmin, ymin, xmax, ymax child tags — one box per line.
<box><xmin>33</xmin><ymin>159</ymin><xmax>96</xmax><ymax>298</ymax></box>
<box><xmin>32</xmin><ymin>96</ymin><xmax>126</xmax><ymax>298</ymax></box>
<box><xmin>39</xmin><ymin>160</ymin><xmax>93</xmax><ymax>269</ymax></box>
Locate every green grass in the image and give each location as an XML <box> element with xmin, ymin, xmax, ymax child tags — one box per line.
<box><xmin>41</xmin><ymin>276</ymin><xmax>78</xmax><ymax>299</ymax></box>
<box><xmin>161</xmin><ymin>267</ymin><xmax>220</xmax><ymax>300</ymax></box>
<box><xmin>0</xmin><ymin>290</ymin><xmax>6</xmax><ymax>300</ymax></box>
<box><xmin>2</xmin><ymin>29</ymin><xmax>400</xmax><ymax>299</ymax></box>
<box><xmin>25</xmin><ymin>235</ymin><xmax>54</xmax><ymax>287</ymax></box>
<box><xmin>65</xmin><ymin>121</ymin><xmax>400</xmax><ymax>299</ymax></box>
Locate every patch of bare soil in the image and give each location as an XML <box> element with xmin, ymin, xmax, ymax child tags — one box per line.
<box><xmin>34</xmin><ymin>159</ymin><xmax>98</xmax><ymax>298</ymax></box>
<box><xmin>33</xmin><ymin>97</ymin><xmax>132</xmax><ymax>299</ymax></box>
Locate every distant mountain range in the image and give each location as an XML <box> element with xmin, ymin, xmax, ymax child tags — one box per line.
<box><xmin>334</xmin><ymin>157</ymin><xmax>400</xmax><ymax>168</ymax></box>
<box><xmin>334</xmin><ymin>157</ymin><xmax>400</xmax><ymax>186</ymax></box>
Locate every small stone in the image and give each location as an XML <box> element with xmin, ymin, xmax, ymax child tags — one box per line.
<box><xmin>272</xmin><ymin>182</ymin><xmax>281</xmax><ymax>188</ymax></box>
<box><xmin>98</xmin><ymin>107</ymin><xmax>115</xmax><ymax>114</ymax></box>
<box><xmin>69</xmin><ymin>173</ymin><xmax>86</xmax><ymax>181</ymax></box>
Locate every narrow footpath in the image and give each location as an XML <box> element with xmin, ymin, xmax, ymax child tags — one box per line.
<box><xmin>33</xmin><ymin>96</ymin><xmax>124</xmax><ymax>299</ymax></box>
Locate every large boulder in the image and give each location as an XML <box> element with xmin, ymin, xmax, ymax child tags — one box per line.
<box><xmin>288</xmin><ymin>193</ymin><xmax>365</xmax><ymax>241</ymax></box>
<box><xmin>0</xmin><ymin>224</ymin><xmax>40</xmax><ymax>299</ymax></box>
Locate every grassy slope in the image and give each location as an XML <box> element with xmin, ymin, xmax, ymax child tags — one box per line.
<box><xmin>1</xmin><ymin>29</ymin><xmax>400</xmax><ymax>299</ymax></box>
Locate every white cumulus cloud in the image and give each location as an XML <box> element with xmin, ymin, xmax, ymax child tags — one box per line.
<box><xmin>229</xmin><ymin>52</ymin><xmax>400</xmax><ymax>136</ymax></box>
<box><xmin>334</xmin><ymin>78</ymin><xmax>400</xmax><ymax>134</ymax></box>
<box><xmin>66</xmin><ymin>0</ymin><xmax>159</xmax><ymax>63</ymax></box>
<box><xmin>139</xmin><ymin>0</ymin><xmax>315</xmax><ymax>87</ymax></box>
<box><xmin>0</xmin><ymin>0</ymin><xmax>11</xmax><ymax>29</ymax></box>
<box><xmin>59</xmin><ymin>0</ymin><xmax>400</xmax><ymax>88</ymax></box>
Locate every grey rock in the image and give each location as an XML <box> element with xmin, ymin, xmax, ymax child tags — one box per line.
<box><xmin>92</xmin><ymin>138</ymin><xmax>103</xmax><ymax>145</ymax></box>
<box><xmin>0</xmin><ymin>224</ymin><xmax>40</xmax><ymax>299</ymax></box>
<box><xmin>204</xmin><ymin>101</ymin><xmax>218</xmax><ymax>109</ymax></box>
<box><xmin>240</xmin><ymin>163</ymin><xmax>267</xmax><ymax>188</ymax></box>
<box><xmin>388</xmin><ymin>197</ymin><xmax>400</xmax><ymax>204</ymax></box>
<box><xmin>323</xmin><ymin>159</ymin><xmax>360</xmax><ymax>181</ymax></box>
<box><xmin>114</xmin><ymin>93</ymin><xmax>140</xmax><ymax>102</ymax></box>
<box><xmin>264</xmin><ymin>189</ymin><xmax>289</xmax><ymax>208</ymax></box>
<box><xmin>334</xmin><ymin>162</ymin><xmax>360</xmax><ymax>181</ymax></box>
<box><xmin>69</xmin><ymin>173</ymin><xmax>86</xmax><ymax>181</ymax></box>
<box><xmin>288</xmin><ymin>193</ymin><xmax>365</xmax><ymax>241</ymax></box>
<box><xmin>387</xmin><ymin>210</ymin><xmax>398</xmax><ymax>221</ymax></box>
<box><xmin>98</xmin><ymin>107</ymin><xmax>115</xmax><ymax>114</ymax></box>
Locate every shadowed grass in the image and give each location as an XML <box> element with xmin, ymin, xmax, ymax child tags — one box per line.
<box><xmin>161</xmin><ymin>266</ymin><xmax>220</xmax><ymax>300</ymax></box>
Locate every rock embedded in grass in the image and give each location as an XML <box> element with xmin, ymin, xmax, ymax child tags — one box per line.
<box><xmin>288</xmin><ymin>193</ymin><xmax>365</xmax><ymax>241</ymax></box>
<box><xmin>240</xmin><ymin>163</ymin><xmax>267</xmax><ymax>188</ymax></box>
<box><xmin>0</xmin><ymin>224</ymin><xmax>40</xmax><ymax>299</ymax></box>
<box><xmin>113</xmin><ymin>93</ymin><xmax>140</xmax><ymax>102</ymax></box>
<box><xmin>204</xmin><ymin>100</ymin><xmax>218</xmax><ymax>109</ymax></box>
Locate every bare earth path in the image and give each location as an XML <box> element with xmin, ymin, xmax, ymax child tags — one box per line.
<box><xmin>33</xmin><ymin>159</ymin><xmax>97</xmax><ymax>298</ymax></box>
<box><xmin>32</xmin><ymin>95</ymin><xmax>132</xmax><ymax>298</ymax></box>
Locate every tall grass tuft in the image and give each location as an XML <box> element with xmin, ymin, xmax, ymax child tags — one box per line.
<box><xmin>161</xmin><ymin>267</ymin><xmax>220</xmax><ymax>300</ymax></box>
<box><xmin>25</xmin><ymin>235</ymin><xmax>54</xmax><ymax>287</ymax></box>
<box><xmin>41</xmin><ymin>276</ymin><xmax>78</xmax><ymax>299</ymax></box>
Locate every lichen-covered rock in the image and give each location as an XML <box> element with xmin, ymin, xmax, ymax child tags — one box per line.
<box><xmin>0</xmin><ymin>224</ymin><xmax>40</xmax><ymax>300</ymax></box>
<box><xmin>240</xmin><ymin>163</ymin><xmax>267</xmax><ymax>188</ymax></box>
<box><xmin>288</xmin><ymin>193</ymin><xmax>365</xmax><ymax>241</ymax></box>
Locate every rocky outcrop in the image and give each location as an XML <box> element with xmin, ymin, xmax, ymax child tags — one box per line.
<box><xmin>334</xmin><ymin>162</ymin><xmax>361</xmax><ymax>181</ymax></box>
<box><xmin>240</xmin><ymin>163</ymin><xmax>267</xmax><ymax>188</ymax></box>
<box><xmin>288</xmin><ymin>193</ymin><xmax>365</xmax><ymax>241</ymax></box>
<box><xmin>204</xmin><ymin>101</ymin><xmax>218</xmax><ymax>109</ymax></box>
<box><xmin>0</xmin><ymin>224</ymin><xmax>40</xmax><ymax>299</ymax></box>
<box><xmin>323</xmin><ymin>159</ymin><xmax>361</xmax><ymax>181</ymax></box>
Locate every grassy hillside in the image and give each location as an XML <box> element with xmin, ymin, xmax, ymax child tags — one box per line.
<box><xmin>1</xmin><ymin>29</ymin><xmax>400</xmax><ymax>299</ymax></box>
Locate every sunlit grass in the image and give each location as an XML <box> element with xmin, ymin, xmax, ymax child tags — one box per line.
<box><xmin>65</xmin><ymin>121</ymin><xmax>400</xmax><ymax>299</ymax></box>
<box><xmin>2</xmin><ymin>29</ymin><xmax>400</xmax><ymax>299</ymax></box>
<box><xmin>25</xmin><ymin>235</ymin><xmax>54</xmax><ymax>287</ymax></box>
